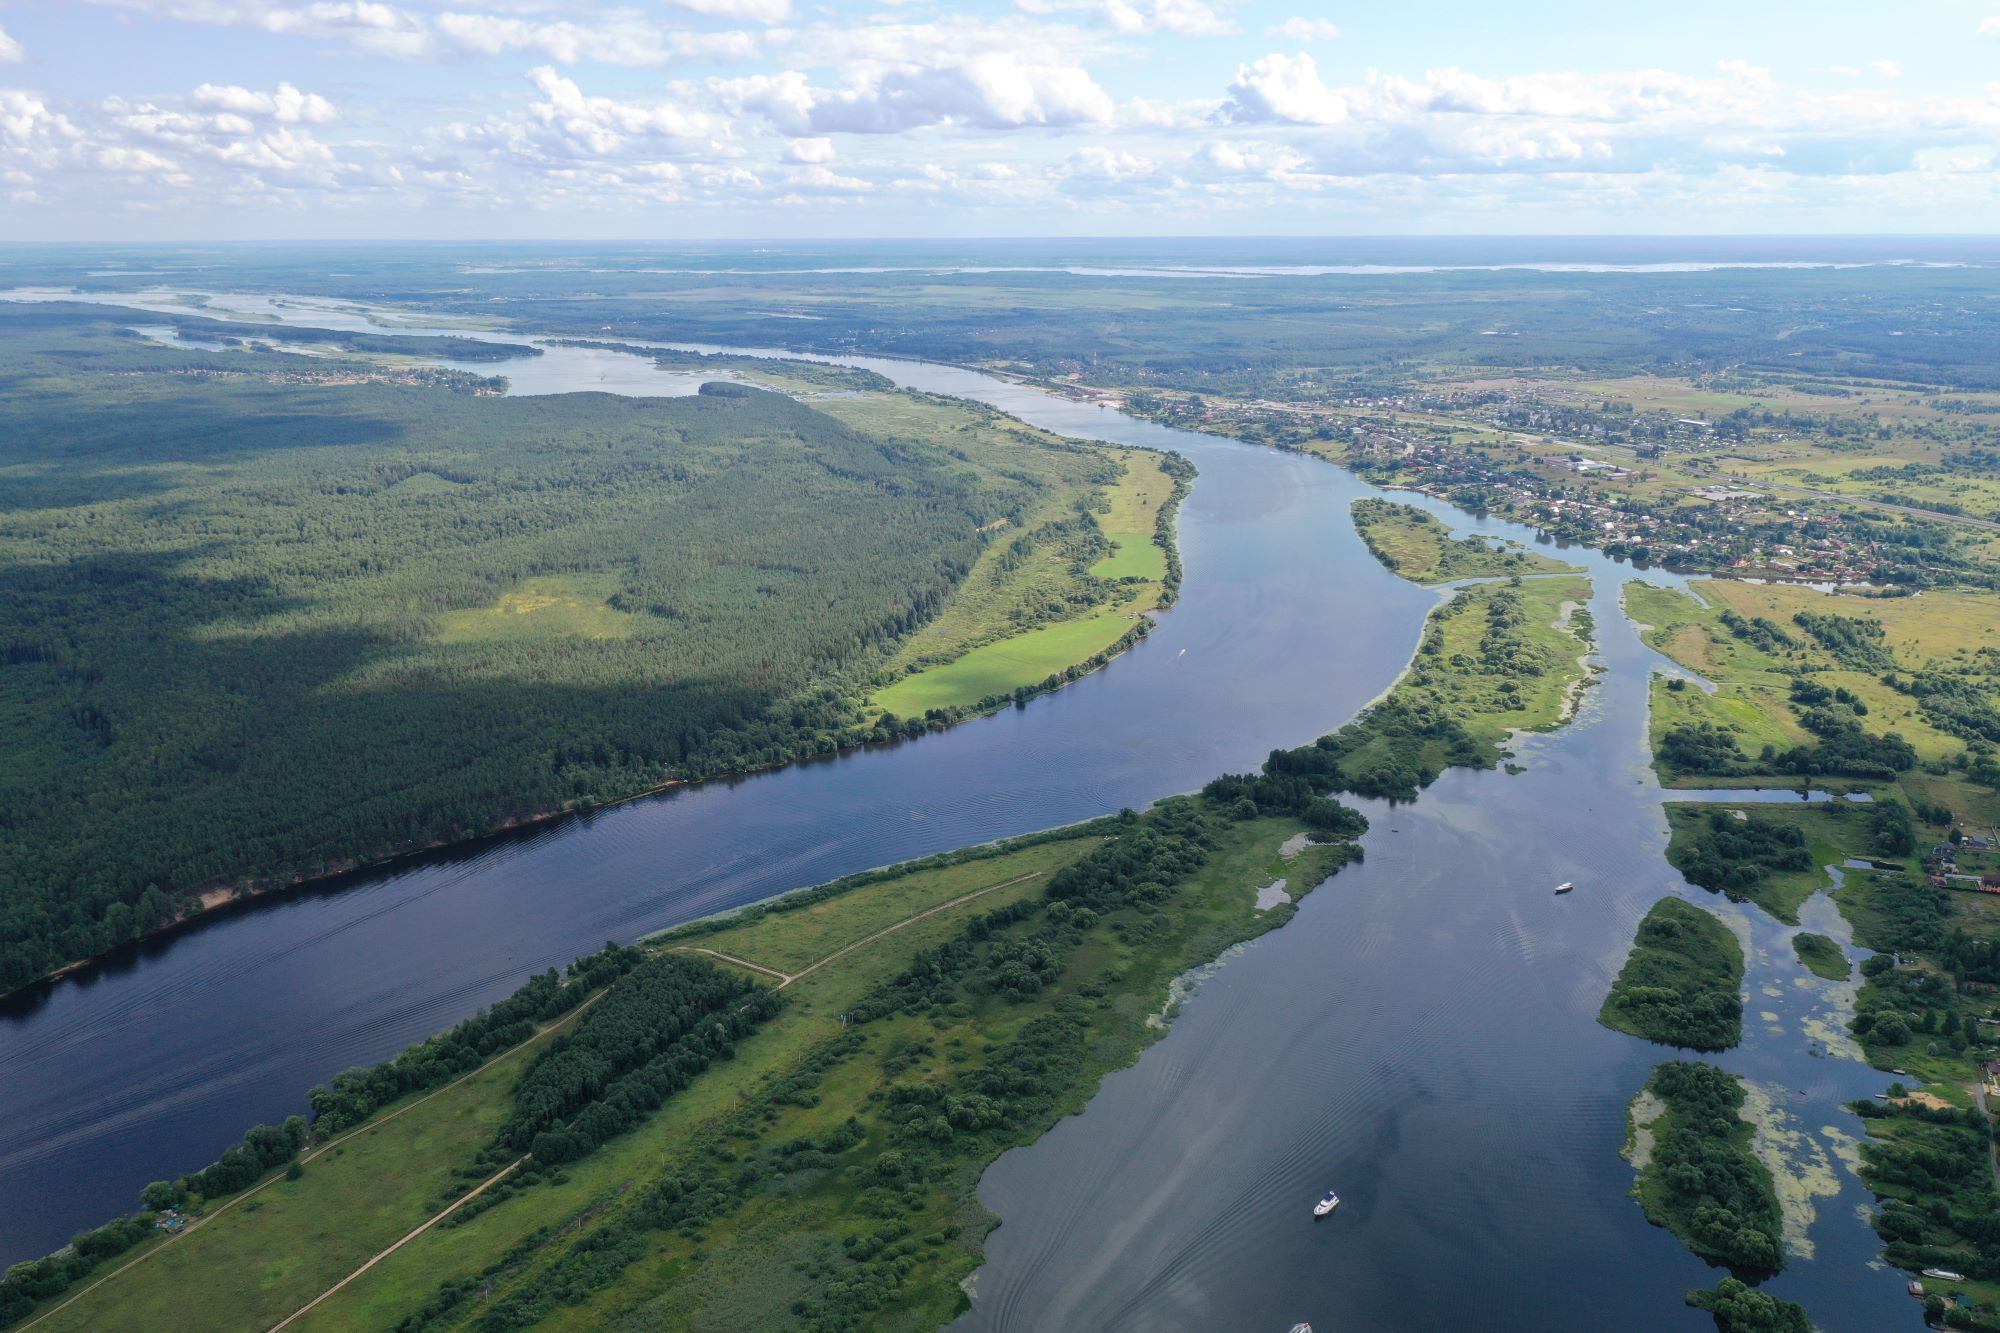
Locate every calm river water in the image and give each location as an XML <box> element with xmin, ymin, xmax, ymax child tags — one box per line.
<box><xmin>0</xmin><ymin>297</ymin><xmax>1918</xmax><ymax>1331</ymax></box>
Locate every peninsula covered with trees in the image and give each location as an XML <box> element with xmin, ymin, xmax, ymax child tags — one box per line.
<box><xmin>0</xmin><ymin>304</ymin><xmax>1157</xmax><ymax>996</ymax></box>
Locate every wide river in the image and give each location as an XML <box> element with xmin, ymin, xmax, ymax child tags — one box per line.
<box><xmin>0</xmin><ymin>295</ymin><xmax>1917</xmax><ymax>1330</ymax></box>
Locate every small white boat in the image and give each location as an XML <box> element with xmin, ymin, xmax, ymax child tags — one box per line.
<box><xmin>1313</xmin><ymin>1189</ymin><xmax>1340</xmax><ymax>1218</ymax></box>
<box><xmin>1923</xmin><ymin>1268</ymin><xmax>1967</xmax><ymax>1282</ymax></box>
<box><xmin>1289</xmin><ymin>1325</ymin><xmax>1313</xmax><ymax>1333</ymax></box>
<box><xmin>1554</xmin><ymin>881</ymin><xmax>1575</xmax><ymax>895</ymax></box>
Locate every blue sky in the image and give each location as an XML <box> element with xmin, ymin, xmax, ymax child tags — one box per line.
<box><xmin>2</xmin><ymin>0</ymin><xmax>1999</xmax><ymax>238</ymax></box>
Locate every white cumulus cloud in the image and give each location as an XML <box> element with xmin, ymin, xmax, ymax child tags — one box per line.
<box><xmin>1220</xmin><ymin>52</ymin><xmax>1346</xmax><ymax>124</ymax></box>
<box><xmin>720</xmin><ymin>53</ymin><xmax>1113</xmax><ymax>134</ymax></box>
<box><xmin>191</xmin><ymin>82</ymin><xmax>337</xmax><ymax>124</ymax></box>
<box><xmin>0</xmin><ymin>25</ymin><xmax>25</xmax><ymax>63</ymax></box>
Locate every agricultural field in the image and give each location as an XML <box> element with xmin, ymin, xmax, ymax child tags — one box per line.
<box><xmin>1630</xmin><ymin>578</ymin><xmax>2000</xmax><ymax>827</ymax></box>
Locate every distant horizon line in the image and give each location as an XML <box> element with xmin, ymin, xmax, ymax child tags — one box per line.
<box><xmin>6</xmin><ymin>233</ymin><xmax>2000</xmax><ymax>248</ymax></box>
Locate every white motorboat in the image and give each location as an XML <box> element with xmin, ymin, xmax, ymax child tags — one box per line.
<box><xmin>1313</xmin><ymin>1189</ymin><xmax>1340</xmax><ymax>1217</ymax></box>
<box><xmin>1554</xmin><ymin>881</ymin><xmax>1575</xmax><ymax>895</ymax></box>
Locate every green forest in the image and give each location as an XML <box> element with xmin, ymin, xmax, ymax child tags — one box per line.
<box><xmin>0</xmin><ymin>304</ymin><xmax>1105</xmax><ymax>993</ymax></box>
<box><xmin>1633</xmin><ymin>1061</ymin><xmax>1785</xmax><ymax>1274</ymax></box>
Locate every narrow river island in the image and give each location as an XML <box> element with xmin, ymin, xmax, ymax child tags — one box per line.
<box><xmin>0</xmin><ymin>317</ymin><xmax>1920</xmax><ymax>1331</ymax></box>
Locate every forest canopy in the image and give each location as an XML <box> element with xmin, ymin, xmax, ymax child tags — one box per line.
<box><xmin>0</xmin><ymin>305</ymin><xmax>1103</xmax><ymax>992</ymax></box>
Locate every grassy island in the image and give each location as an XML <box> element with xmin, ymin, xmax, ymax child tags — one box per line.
<box><xmin>1599</xmin><ymin>897</ymin><xmax>1745</xmax><ymax>1051</ymax></box>
<box><xmin>1627</xmin><ymin>1061</ymin><xmax>1785</xmax><ymax>1274</ymax></box>
<box><xmin>1350</xmin><ymin>497</ymin><xmax>1579</xmax><ymax>584</ymax></box>
<box><xmin>1261</xmin><ymin>573</ymin><xmax>1594</xmax><ymax>800</ymax></box>
<box><xmin>1790</xmin><ymin>932</ymin><xmax>1850</xmax><ymax>980</ymax></box>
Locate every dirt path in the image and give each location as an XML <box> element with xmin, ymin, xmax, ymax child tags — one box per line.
<box><xmin>265</xmin><ymin>1156</ymin><xmax>526</xmax><ymax>1331</ymax></box>
<box><xmin>17</xmin><ymin>991</ymin><xmax>606</xmax><ymax>1333</ymax></box>
<box><xmin>259</xmin><ymin>867</ymin><xmax>1048</xmax><ymax>1330</ymax></box>
<box><xmin>674</xmin><ymin>946</ymin><xmax>793</xmax><ymax>984</ymax></box>
<box><xmin>780</xmin><ymin>869</ymin><xmax>1045</xmax><ymax>986</ymax></box>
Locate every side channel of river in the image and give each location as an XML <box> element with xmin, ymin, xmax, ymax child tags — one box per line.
<box><xmin>0</xmin><ymin>297</ymin><xmax>1919</xmax><ymax>1333</ymax></box>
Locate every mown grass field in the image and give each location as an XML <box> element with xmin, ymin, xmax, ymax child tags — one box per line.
<box><xmin>1625</xmin><ymin>578</ymin><xmax>2000</xmax><ymax>783</ymax></box>
<box><xmin>1625</xmin><ymin>580</ymin><xmax>1809</xmax><ymax>768</ymax></box>
<box><xmin>1704</xmin><ymin>580</ymin><xmax>1998</xmax><ymax>764</ymax></box>
<box><xmin>40</xmin><ymin>836</ymin><xmax>1106</xmax><ymax>1333</ymax></box>
<box><xmin>873</xmin><ymin>610</ymin><xmax>1138</xmax><ymax>716</ymax></box>
<box><xmin>1088</xmin><ymin>448</ymin><xmax>1172</xmax><ymax>581</ymax></box>
<box><xmin>685</xmin><ymin>838</ymin><xmax>1097</xmax><ymax>978</ymax></box>
<box><xmin>874</xmin><ymin>445</ymin><xmax>1177</xmax><ymax>716</ymax></box>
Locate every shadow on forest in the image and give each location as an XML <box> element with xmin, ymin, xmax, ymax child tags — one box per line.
<box><xmin>0</xmin><ymin>540</ymin><xmax>815</xmax><ymax>996</ymax></box>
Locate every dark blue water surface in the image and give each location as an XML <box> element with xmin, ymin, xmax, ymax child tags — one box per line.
<box><xmin>0</xmin><ymin>308</ymin><xmax>1922</xmax><ymax>1333</ymax></box>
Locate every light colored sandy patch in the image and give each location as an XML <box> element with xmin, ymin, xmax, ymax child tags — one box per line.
<box><xmin>1254</xmin><ymin>879</ymin><xmax>1291</xmax><ymax>912</ymax></box>
<box><xmin>1742</xmin><ymin>1081</ymin><xmax>1844</xmax><ymax>1261</ymax></box>
<box><xmin>1278</xmin><ymin>832</ymin><xmax>1313</xmax><ymax>859</ymax></box>
<box><xmin>1890</xmin><ymin>1091</ymin><xmax>1956</xmax><ymax>1112</ymax></box>
<box><xmin>1625</xmin><ymin>1088</ymin><xmax>1666</xmax><ymax>1173</ymax></box>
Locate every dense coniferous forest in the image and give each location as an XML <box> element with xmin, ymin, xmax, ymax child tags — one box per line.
<box><xmin>0</xmin><ymin>306</ymin><xmax>1100</xmax><ymax>992</ymax></box>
